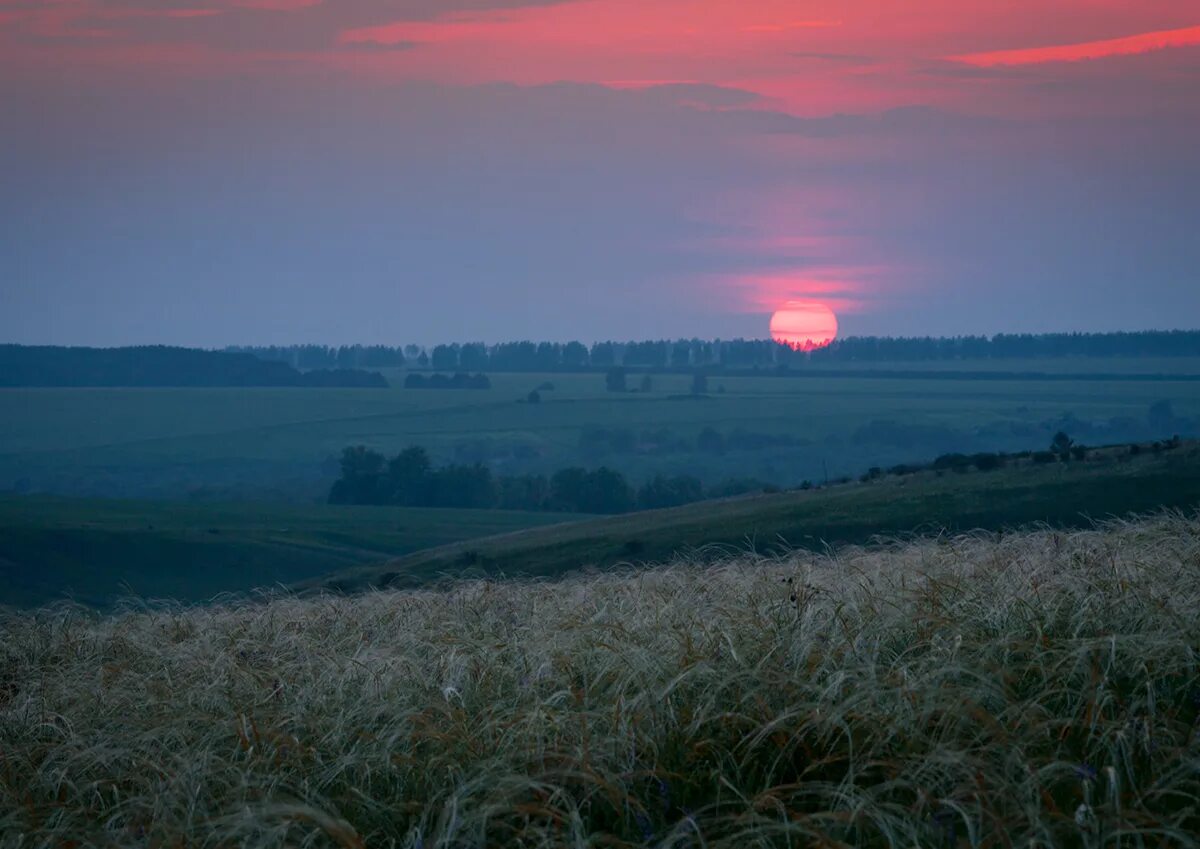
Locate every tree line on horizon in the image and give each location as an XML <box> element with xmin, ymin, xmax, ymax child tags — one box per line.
<box><xmin>229</xmin><ymin>330</ymin><xmax>1200</xmax><ymax>372</ymax></box>
<box><xmin>0</xmin><ymin>345</ymin><xmax>388</xmax><ymax>389</ymax></box>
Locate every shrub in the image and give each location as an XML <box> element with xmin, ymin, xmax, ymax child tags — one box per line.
<box><xmin>971</xmin><ymin>452</ymin><xmax>1005</xmax><ymax>472</ymax></box>
<box><xmin>933</xmin><ymin>453</ymin><xmax>971</xmax><ymax>471</ymax></box>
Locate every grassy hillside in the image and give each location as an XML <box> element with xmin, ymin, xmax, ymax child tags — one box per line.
<box><xmin>313</xmin><ymin>441</ymin><xmax>1200</xmax><ymax>593</ymax></box>
<box><xmin>3</xmin><ymin>514</ymin><xmax>1197</xmax><ymax>846</ymax></box>
<box><xmin>2</xmin><ymin>363</ymin><xmax>1196</xmax><ymax>501</ymax></box>
<box><xmin>0</xmin><ymin>497</ymin><xmax>581</xmax><ymax>608</ymax></box>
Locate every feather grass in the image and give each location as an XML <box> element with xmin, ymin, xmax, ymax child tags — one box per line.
<box><xmin>2</xmin><ymin>512</ymin><xmax>1199</xmax><ymax>847</ymax></box>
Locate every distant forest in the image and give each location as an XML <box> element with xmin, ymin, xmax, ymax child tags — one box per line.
<box><xmin>0</xmin><ymin>346</ymin><xmax>388</xmax><ymax>388</ymax></box>
<box><xmin>229</xmin><ymin>330</ymin><xmax>1200</xmax><ymax>372</ymax></box>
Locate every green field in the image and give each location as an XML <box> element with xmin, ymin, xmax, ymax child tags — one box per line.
<box><xmin>0</xmin><ymin>497</ymin><xmax>582</xmax><ymax>608</ymax></box>
<box><xmin>2</xmin><ymin>361</ymin><xmax>1198</xmax><ymax>502</ymax></box>
<box><xmin>311</xmin><ymin>441</ymin><xmax>1200</xmax><ymax>593</ymax></box>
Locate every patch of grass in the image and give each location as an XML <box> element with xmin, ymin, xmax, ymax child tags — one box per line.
<box><xmin>2</xmin><ymin>513</ymin><xmax>1198</xmax><ymax>845</ymax></box>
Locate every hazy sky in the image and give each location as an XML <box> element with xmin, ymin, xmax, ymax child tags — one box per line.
<box><xmin>2</xmin><ymin>0</ymin><xmax>1199</xmax><ymax>346</ymax></box>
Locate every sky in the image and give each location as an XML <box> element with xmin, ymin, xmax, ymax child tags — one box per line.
<box><xmin>2</xmin><ymin>0</ymin><xmax>1199</xmax><ymax>346</ymax></box>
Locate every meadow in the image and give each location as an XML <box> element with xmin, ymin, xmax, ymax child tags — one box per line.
<box><xmin>2</xmin><ymin>360</ymin><xmax>1198</xmax><ymax>503</ymax></box>
<box><xmin>3</xmin><ymin>512</ymin><xmax>1198</xmax><ymax>846</ymax></box>
<box><xmin>0</xmin><ymin>497</ymin><xmax>580</xmax><ymax>609</ymax></box>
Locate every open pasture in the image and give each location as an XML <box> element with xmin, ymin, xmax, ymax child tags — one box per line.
<box><xmin>1</xmin><ymin>363</ymin><xmax>1198</xmax><ymax>500</ymax></box>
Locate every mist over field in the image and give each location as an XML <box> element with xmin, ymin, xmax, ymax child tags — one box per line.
<box><xmin>4</xmin><ymin>0</ymin><xmax>1200</xmax><ymax>844</ymax></box>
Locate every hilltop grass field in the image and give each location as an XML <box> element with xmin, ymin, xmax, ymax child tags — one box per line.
<box><xmin>3</xmin><ymin>512</ymin><xmax>1198</xmax><ymax>846</ymax></box>
<box><xmin>0</xmin><ymin>498</ymin><xmax>581</xmax><ymax>609</ymax></box>
<box><xmin>2</xmin><ymin>359</ymin><xmax>1199</xmax><ymax>502</ymax></box>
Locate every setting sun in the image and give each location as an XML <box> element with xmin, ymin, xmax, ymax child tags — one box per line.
<box><xmin>769</xmin><ymin>301</ymin><xmax>839</xmax><ymax>351</ymax></box>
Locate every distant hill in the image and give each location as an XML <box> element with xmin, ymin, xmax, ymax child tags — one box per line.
<box><xmin>0</xmin><ymin>345</ymin><xmax>388</xmax><ymax>388</ymax></box>
<box><xmin>0</xmin><ymin>497</ymin><xmax>582</xmax><ymax>608</ymax></box>
<box><xmin>307</xmin><ymin>440</ymin><xmax>1200</xmax><ymax>594</ymax></box>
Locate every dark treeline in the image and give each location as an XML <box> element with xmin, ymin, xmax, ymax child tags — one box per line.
<box><xmin>330</xmin><ymin>431</ymin><xmax>1192</xmax><ymax>516</ymax></box>
<box><xmin>0</xmin><ymin>345</ymin><xmax>388</xmax><ymax>388</ymax></box>
<box><xmin>328</xmin><ymin>446</ymin><xmax>773</xmax><ymax>514</ymax></box>
<box><xmin>232</xmin><ymin>330</ymin><xmax>1200</xmax><ymax>373</ymax></box>
<box><xmin>404</xmin><ymin>373</ymin><xmax>492</xmax><ymax>390</ymax></box>
<box><xmin>226</xmin><ymin>344</ymin><xmax>412</xmax><ymax>370</ymax></box>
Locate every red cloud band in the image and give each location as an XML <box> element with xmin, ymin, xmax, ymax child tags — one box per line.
<box><xmin>953</xmin><ymin>24</ymin><xmax>1200</xmax><ymax>67</ymax></box>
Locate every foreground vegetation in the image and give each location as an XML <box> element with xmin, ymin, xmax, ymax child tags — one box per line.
<box><xmin>3</xmin><ymin>513</ymin><xmax>1199</xmax><ymax>846</ymax></box>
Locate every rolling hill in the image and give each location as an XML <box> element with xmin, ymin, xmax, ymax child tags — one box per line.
<box><xmin>0</xmin><ymin>498</ymin><xmax>583</xmax><ymax>608</ymax></box>
<box><xmin>309</xmin><ymin>440</ymin><xmax>1200</xmax><ymax>594</ymax></box>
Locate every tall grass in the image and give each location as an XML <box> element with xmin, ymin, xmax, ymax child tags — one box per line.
<box><xmin>2</xmin><ymin>513</ymin><xmax>1199</xmax><ymax>847</ymax></box>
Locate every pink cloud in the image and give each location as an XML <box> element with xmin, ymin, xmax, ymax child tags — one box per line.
<box><xmin>952</xmin><ymin>24</ymin><xmax>1200</xmax><ymax>67</ymax></box>
<box><xmin>741</xmin><ymin>20</ymin><xmax>843</xmax><ymax>33</ymax></box>
<box><xmin>229</xmin><ymin>0</ymin><xmax>322</xmax><ymax>9</ymax></box>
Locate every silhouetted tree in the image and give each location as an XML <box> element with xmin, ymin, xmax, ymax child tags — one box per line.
<box><xmin>638</xmin><ymin>474</ymin><xmax>704</xmax><ymax>510</ymax></box>
<box><xmin>429</xmin><ymin>463</ymin><xmax>496</xmax><ymax>508</ymax></box>
<box><xmin>550</xmin><ymin>467</ymin><xmax>588</xmax><ymax>511</ymax></box>
<box><xmin>549</xmin><ymin>466</ymin><xmax>634</xmax><ymax>514</ymax></box>
<box><xmin>971</xmin><ymin>453</ymin><xmax>1005</xmax><ymax>472</ymax></box>
<box><xmin>581</xmin><ymin>467</ymin><xmax>636</xmax><ymax>514</ymax></box>
<box><xmin>431</xmin><ymin>344</ymin><xmax>459</xmax><ymax>371</ymax></box>
<box><xmin>590</xmin><ymin>342</ymin><xmax>616</xmax><ymax>366</ymax></box>
<box><xmin>562</xmin><ymin>341</ymin><xmax>589</xmax><ymax>368</ymax></box>
<box><xmin>459</xmin><ymin>343</ymin><xmax>489</xmax><ymax>371</ymax></box>
<box><xmin>386</xmin><ymin>446</ymin><xmax>432</xmax><ymax>506</ymax></box>
<box><xmin>498</xmin><ymin>474</ymin><xmax>550</xmax><ymax>511</ymax></box>
<box><xmin>690</xmin><ymin>372</ymin><xmax>709</xmax><ymax>395</ymax></box>
<box><xmin>605</xmin><ymin>367</ymin><xmax>627</xmax><ymax>392</ymax></box>
<box><xmin>1051</xmin><ymin>431</ymin><xmax>1074</xmax><ymax>459</ymax></box>
<box><xmin>329</xmin><ymin>445</ymin><xmax>387</xmax><ymax>504</ymax></box>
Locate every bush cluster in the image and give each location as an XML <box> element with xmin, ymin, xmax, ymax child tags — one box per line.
<box><xmin>329</xmin><ymin>446</ymin><xmax>773</xmax><ymax>513</ymax></box>
<box><xmin>403</xmin><ymin>372</ymin><xmax>491</xmax><ymax>390</ymax></box>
